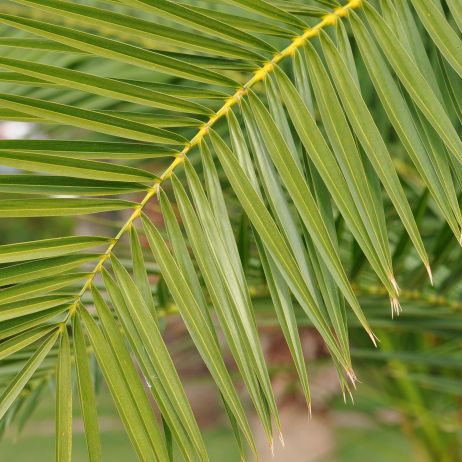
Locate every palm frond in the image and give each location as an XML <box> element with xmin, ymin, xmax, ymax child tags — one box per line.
<box><xmin>1</xmin><ymin>0</ymin><xmax>461</xmax><ymax>459</ymax></box>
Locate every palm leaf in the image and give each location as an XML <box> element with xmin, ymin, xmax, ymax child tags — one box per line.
<box><xmin>1</xmin><ymin>0</ymin><xmax>461</xmax><ymax>459</ymax></box>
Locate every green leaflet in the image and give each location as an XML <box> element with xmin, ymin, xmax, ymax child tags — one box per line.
<box><xmin>0</xmin><ymin>326</ymin><xmax>56</xmax><ymax>361</ymax></box>
<box><xmin>160</xmin><ymin>191</ymin><xmax>214</xmax><ymax>327</ymax></box>
<box><xmin>392</xmin><ymin>190</ymin><xmax>430</xmax><ymax>272</ymax></box>
<box><xmin>0</xmin><ymin>94</ymin><xmax>185</xmax><ymax>144</ymax></box>
<box><xmin>116</xmin><ymin>82</ymin><xmax>227</xmax><ymax>100</ymax></box>
<box><xmin>242</xmin><ymin>96</ymin><xmax>313</xmax><ymax>282</ymax></box>
<box><xmin>256</xmin><ymin>237</ymin><xmax>311</xmax><ymax>407</ymax></box>
<box><xmin>271</xmin><ymin>1</ymin><xmax>329</xmax><ymax>16</ymax></box>
<box><xmin>0</xmin><ymin>330</ymin><xmax>59</xmax><ymax>420</ymax></box>
<box><xmin>227</xmin><ymin>110</ymin><xmax>261</xmax><ymax>191</ymax></box>
<box><xmin>301</xmin><ymin>43</ymin><xmax>389</xmax><ymax>269</ymax></box>
<box><xmin>292</xmin><ymin>49</ymin><xmax>314</xmax><ymax>115</ymax></box>
<box><xmin>169</xmin><ymin>175</ymin><xmax>274</xmax><ymax>442</ymax></box>
<box><xmin>72</xmin><ymin>315</ymin><xmax>102</xmax><ymax>462</ymax></box>
<box><xmin>0</xmin><ymin>199</ymin><xmax>136</xmax><ymax>217</ymax></box>
<box><xmin>0</xmin><ymin>37</ymin><xmax>79</xmax><ymax>53</ymax></box>
<box><xmin>142</xmin><ymin>214</ymin><xmax>256</xmax><ymax>454</ymax></box>
<box><xmin>56</xmin><ymin>328</ymin><xmax>72</xmax><ymax>462</ymax></box>
<box><xmin>0</xmin><ymin>254</ymin><xmax>99</xmax><ymax>286</ymax></box>
<box><xmin>385</xmin><ymin>0</ymin><xmax>441</xmax><ymax>98</ymax></box>
<box><xmin>349</xmin><ymin>11</ymin><xmax>461</xmax><ymax>238</ymax></box>
<box><xmin>209</xmin><ymin>130</ymin><xmax>354</xmax><ymax>371</ymax></box>
<box><xmin>152</xmin><ymin>51</ymin><xmax>253</xmax><ymax>70</ymax></box>
<box><xmin>0</xmin><ymin>236</ymin><xmax>111</xmax><ymax>264</ymax></box>
<box><xmin>0</xmin><ymin>71</ymin><xmax>51</xmax><ymax>86</ymax></box>
<box><xmin>183</xmin><ymin>159</ymin><xmax>280</xmax><ymax>435</ymax></box>
<box><xmin>0</xmin><ymin>297</ymin><xmax>72</xmax><ymax>323</ymax></box>
<box><xmin>129</xmin><ymin>227</ymin><xmax>157</xmax><ymax>317</ymax></box>
<box><xmin>90</xmin><ymin>286</ymin><xmax>168</xmax><ymax>461</ymax></box>
<box><xmin>246</xmin><ymin>91</ymin><xmax>373</xmax><ymax>337</ymax></box>
<box><xmin>187</xmin><ymin>5</ymin><xmax>293</xmax><ymax>37</ymax></box>
<box><xmin>0</xmin><ymin>151</ymin><xmax>156</xmax><ymax>182</ymax></box>
<box><xmin>0</xmin><ymin>57</ymin><xmax>212</xmax><ymax>115</ymax></box>
<box><xmin>241</xmin><ymin>99</ymin><xmax>340</xmax><ymax>341</ymax></box>
<box><xmin>335</xmin><ymin>20</ymin><xmax>360</xmax><ymax>86</ymax></box>
<box><xmin>245</xmin><ymin>84</ymin><xmax>350</xmax><ymax>361</ymax></box>
<box><xmin>162</xmin><ymin>417</ymin><xmax>174</xmax><ymax>462</ymax></box>
<box><xmin>319</xmin><ymin>30</ymin><xmax>430</xmax><ymax>276</ymax></box>
<box><xmin>273</xmin><ymin>65</ymin><xmax>396</xmax><ymax>297</ymax></box>
<box><xmin>201</xmin><ymin>142</ymin><xmax>248</xmax><ymax>290</ymax></box>
<box><xmin>105</xmin><ymin>260</ymin><xmax>207</xmax><ymax>462</ymax></box>
<box><xmin>0</xmin><ymin>109</ymin><xmax>199</xmax><ymax>128</ymax></box>
<box><xmin>392</xmin><ymin>0</ymin><xmax>462</xmax><ymax>205</ymax></box>
<box><xmin>410</xmin><ymin>0</ymin><xmax>462</xmax><ymax>79</ymax></box>
<box><xmin>237</xmin><ymin>212</ymin><xmax>250</xmax><ymax>275</ymax></box>
<box><xmin>446</xmin><ymin>0</ymin><xmax>462</xmax><ymax>33</ymax></box>
<box><xmin>264</xmin><ymin>76</ymin><xmax>300</xmax><ymax>166</ymax></box>
<box><xmin>11</xmin><ymin>0</ymin><xmax>264</xmax><ymax>62</ymax></box>
<box><xmin>302</xmin><ymin>160</ymin><xmax>352</xmax><ymax>395</ymax></box>
<box><xmin>218</xmin><ymin>0</ymin><xmax>306</xmax><ymax>29</ymax></box>
<box><xmin>202</xmin><ymin>141</ymin><xmax>289</xmax><ymax>414</ymax></box>
<box><xmin>0</xmin><ymin>306</ymin><xmax>67</xmax><ymax>341</ymax></box>
<box><xmin>241</xmin><ymin>93</ymin><xmax>352</xmax><ymax>385</ymax></box>
<box><xmin>115</xmin><ymin>0</ymin><xmax>275</xmax><ymax>53</ymax></box>
<box><xmin>0</xmin><ymin>109</ymin><xmax>41</xmax><ymax>123</ymax></box>
<box><xmin>438</xmin><ymin>55</ymin><xmax>462</xmax><ymax>127</ymax></box>
<box><xmin>98</xmin><ymin>113</ymin><xmax>201</xmax><ymax>128</ymax></box>
<box><xmin>0</xmin><ymin>273</ymin><xmax>90</xmax><ymax>305</ymax></box>
<box><xmin>230</xmin><ymin>106</ymin><xmax>322</xmax><ymax>388</ymax></box>
<box><xmin>0</xmin><ymin>13</ymin><xmax>237</xmax><ymax>87</ymax></box>
<box><xmin>364</xmin><ymin>4</ymin><xmax>462</xmax><ymax>173</ymax></box>
<box><xmin>0</xmin><ymin>140</ymin><xmax>177</xmax><ymax>160</ymax></box>
<box><xmin>0</xmin><ymin>176</ymin><xmax>148</xmax><ymax>196</ymax></box>
<box><xmin>79</xmin><ymin>306</ymin><xmax>166</xmax><ymax>462</ymax></box>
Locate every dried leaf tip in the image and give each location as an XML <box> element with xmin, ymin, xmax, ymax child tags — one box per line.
<box><xmin>368</xmin><ymin>330</ymin><xmax>379</xmax><ymax>348</ymax></box>
<box><xmin>390</xmin><ymin>275</ymin><xmax>400</xmax><ymax>296</ymax></box>
<box><xmin>390</xmin><ymin>297</ymin><xmax>402</xmax><ymax>318</ymax></box>
<box><xmin>270</xmin><ymin>438</ymin><xmax>275</xmax><ymax>457</ymax></box>
<box><xmin>426</xmin><ymin>264</ymin><xmax>433</xmax><ymax>286</ymax></box>
<box><xmin>308</xmin><ymin>402</ymin><xmax>312</xmax><ymax>419</ymax></box>
<box><xmin>346</xmin><ymin>369</ymin><xmax>357</xmax><ymax>389</ymax></box>
<box><xmin>348</xmin><ymin>388</ymin><xmax>355</xmax><ymax>405</ymax></box>
<box><xmin>279</xmin><ymin>432</ymin><xmax>285</xmax><ymax>448</ymax></box>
